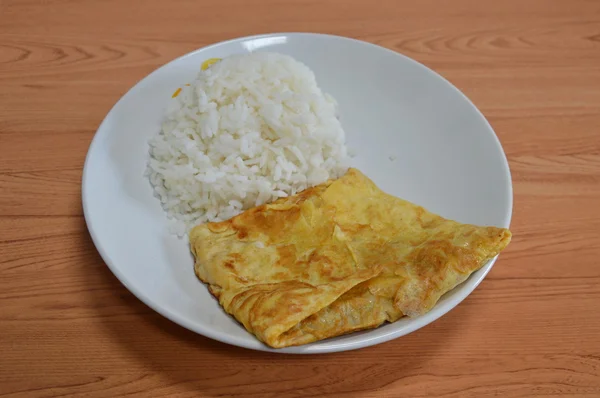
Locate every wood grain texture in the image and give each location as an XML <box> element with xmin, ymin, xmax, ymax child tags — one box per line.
<box><xmin>1</xmin><ymin>0</ymin><xmax>600</xmax><ymax>396</ymax></box>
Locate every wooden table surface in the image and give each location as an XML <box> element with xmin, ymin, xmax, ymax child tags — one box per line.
<box><xmin>2</xmin><ymin>0</ymin><xmax>600</xmax><ymax>396</ymax></box>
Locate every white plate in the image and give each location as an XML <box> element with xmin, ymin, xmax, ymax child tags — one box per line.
<box><xmin>82</xmin><ymin>33</ymin><xmax>512</xmax><ymax>354</ymax></box>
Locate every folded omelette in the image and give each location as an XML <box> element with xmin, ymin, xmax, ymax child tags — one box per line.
<box><xmin>189</xmin><ymin>168</ymin><xmax>511</xmax><ymax>348</ymax></box>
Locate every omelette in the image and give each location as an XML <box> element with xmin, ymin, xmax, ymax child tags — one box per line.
<box><xmin>189</xmin><ymin>168</ymin><xmax>511</xmax><ymax>348</ymax></box>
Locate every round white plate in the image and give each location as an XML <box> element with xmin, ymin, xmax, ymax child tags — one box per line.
<box><xmin>83</xmin><ymin>33</ymin><xmax>512</xmax><ymax>354</ymax></box>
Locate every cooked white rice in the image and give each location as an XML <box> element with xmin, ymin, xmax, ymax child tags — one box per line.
<box><xmin>146</xmin><ymin>52</ymin><xmax>349</xmax><ymax>236</ymax></box>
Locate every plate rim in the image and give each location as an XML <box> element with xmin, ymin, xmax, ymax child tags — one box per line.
<box><xmin>82</xmin><ymin>32</ymin><xmax>513</xmax><ymax>354</ymax></box>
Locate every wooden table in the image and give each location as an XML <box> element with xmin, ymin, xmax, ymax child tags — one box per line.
<box><xmin>2</xmin><ymin>0</ymin><xmax>600</xmax><ymax>396</ymax></box>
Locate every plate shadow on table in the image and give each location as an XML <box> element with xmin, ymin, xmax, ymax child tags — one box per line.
<box><xmin>82</xmin><ymin>225</ymin><xmax>472</xmax><ymax>397</ymax></box>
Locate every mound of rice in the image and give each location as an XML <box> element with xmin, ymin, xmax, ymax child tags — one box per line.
<box><xmin>147</xmin><ymin>52</ymin><xmax>349</xmax><ymax>236</ymax></box>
